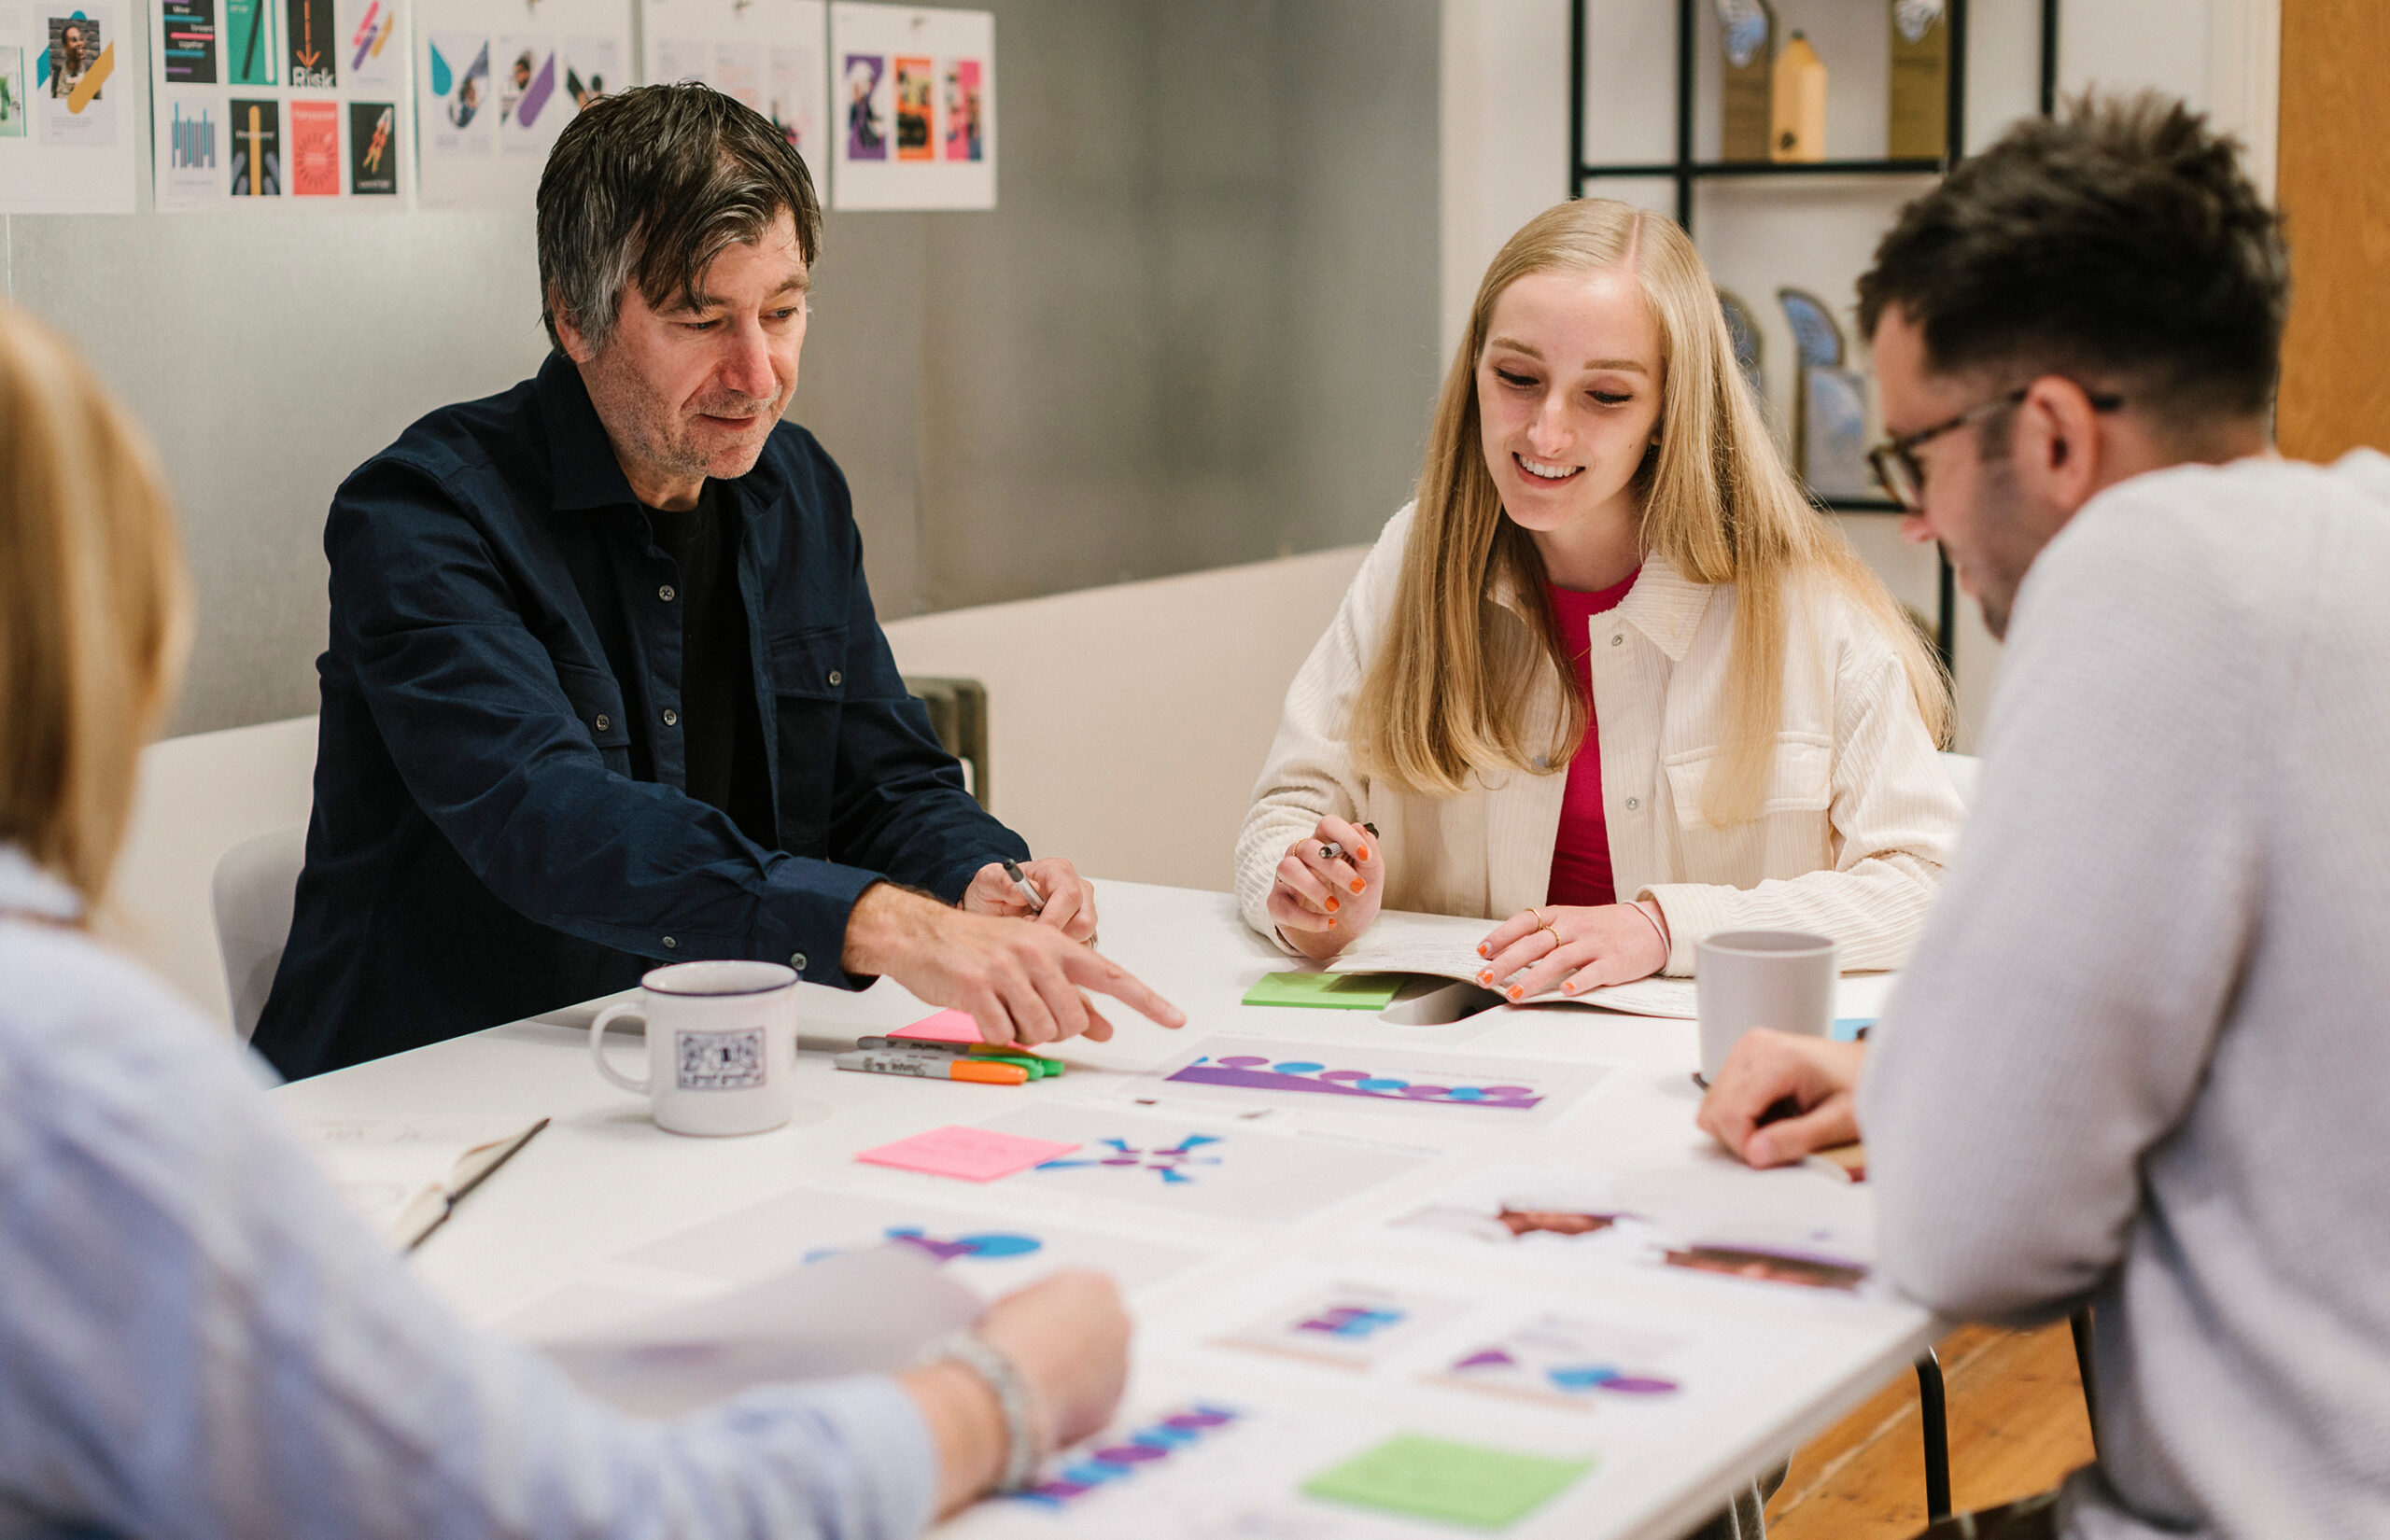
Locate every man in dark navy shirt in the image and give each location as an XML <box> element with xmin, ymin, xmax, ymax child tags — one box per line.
<box><xmin>255</xmin><ymin>86</ymin><xmax>1182</xmax><ymax>1077</ymax></box>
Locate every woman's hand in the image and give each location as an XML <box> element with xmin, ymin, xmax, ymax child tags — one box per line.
<box><xmin>1474</xmin><ymin>900</ymin><xmax>1670</xmax><ymax>1001</ymax></box>
<box><xmin>1265</xmin><ymin>816</ymin><xmax>1385</xmax><ymax>960</ymax></box>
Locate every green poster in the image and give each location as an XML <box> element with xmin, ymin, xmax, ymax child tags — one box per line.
<box><xmin>224</xmin><ymin>0</ymin><xmax>276</xmax><ymax>87</ymax></box>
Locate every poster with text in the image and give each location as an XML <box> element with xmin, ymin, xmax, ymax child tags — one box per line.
<box><xmin>0</xmin><ymin>4</ymin><xmax>134</xmax><ymax>211</ymax></box>
<box><xmin>641</xmin><ymin>0</ymin><xmax>826</xmax><ymax>180</ymax></box>
<box><xmin>148</xmin><ymin>0</ymin><xmax>407</xmax><ymax>209</ymax></box>
<box><xmin>414</xmin><ymin>0</ymin><xmax>626</xmax><ymax>208</ymax></box>
<box><xmin>828</xmin><ymin>2</ymin><xmax>990</xmax><ymax>210</ymax></box>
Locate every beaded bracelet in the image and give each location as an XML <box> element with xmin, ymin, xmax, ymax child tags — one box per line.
<box><xmin>921</xmin><ymin>1332</ymin><xmax>1044</xmax><ymax>1492</ymax></box>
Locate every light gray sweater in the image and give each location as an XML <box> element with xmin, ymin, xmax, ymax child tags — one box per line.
<box><xmin>1863</xmin><ymin>450</ymin><xmax>2390</xmax><ymax>1539</ymax></box>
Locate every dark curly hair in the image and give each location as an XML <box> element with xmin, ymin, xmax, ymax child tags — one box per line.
<box><xmin>536</xmin><ymin>83</ymin><xmax>822</xmax><ymax>352</ymax></box>
<box><xmin>1857</xmin><ymin>92</ymin><xmax>2288</xmax><ymax>426</ymax></box>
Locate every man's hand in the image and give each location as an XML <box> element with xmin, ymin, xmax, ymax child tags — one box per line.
<box><xmin>1695</xmin><ymin>1029</ymin><xmax>1867</xmax><ymax>1168</ymax></box>
<box><xmin>962</xmin><ymin>857</ymin><xmax>1097</xmax><ymax>941</ymax></box>
<box><xmin>843</xmin><ymin>882</ymin><xmax>1185</xmax><ymax>1045</ymax></box>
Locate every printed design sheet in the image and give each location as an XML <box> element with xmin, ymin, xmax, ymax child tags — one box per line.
<box><xmin>828</xmin><ymin>1</ymin><xmax>990</xmax><ymax>210</ymax></box>
<box><xmin>979</xmin><ymin>1103</ymin><xmax>1441</xmax><ymax>1225</ymax></box>
<box><xmin>641</xmin><ymin>0</ymin><xmax>827</xmax><ymax>176</ymax></box>
<box><xmin>1122</xmin><ymin>1035</ymin><xmax>1618</xmax><ymax>1128</ymax></box>
<box><xmin>1371</xmin><ymin>1160</ymin><xmax>1878</xmax><ymax>1294</ymax></box>
<box><xmin>414</xmin><ymin>0</ymin><xmax>626</xmax><ymax>208</ymax></box>
<box><xmin>598</xmin><ymin>1181</ymin><xmax>1211</xmax><ymax>1301</ymax></box>
<box><xmin>150</xmin><ymin>0</ymin><xmax>407</xmax><ymax>208</ymax></box>
<box><xmin>0</xmin><ymin>2</ymin><xmax>135</xmax><ymax>212</ymax></box>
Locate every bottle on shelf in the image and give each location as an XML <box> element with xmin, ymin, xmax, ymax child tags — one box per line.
<box><xmin>1889</xmin><ymin>0</ymin><xmax>1951</xmax><ymax>159</ymax></box>
<box><xmin>1770</xmin><ymin>30</ymin><xmax>1827</xmax><ymax>162</ymax></box>
<box><xmin>1717</xmin><ymin>0</ymin><xmax>1778</xmax><ymax>162</ymax></box>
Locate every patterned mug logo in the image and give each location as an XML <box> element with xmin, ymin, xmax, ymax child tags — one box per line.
<box><xmin>677</xmin><ymin>1027</ymin><xmax>767</xmax><ymax>1090</ymax></box>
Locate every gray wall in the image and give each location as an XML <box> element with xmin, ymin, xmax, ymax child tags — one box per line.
<box><xmin>0</xmin><ymin>0</ymin><xmax>1439</xmax><ymax>736</ymax></box>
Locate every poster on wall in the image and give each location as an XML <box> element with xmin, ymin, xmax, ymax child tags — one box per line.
<box><xmin>0</xmin><ymin>3</ymin><xmax>137</xmax><ymax>213</ymax></box>
<box><xmin>413</xmin><ymin>0</ymin><xmax>627</xmax><ymax>209</ymax></box>
<box><xmin>642</xmin><ymin>0</ymin><xmax>828</xmax><ymax>183</ymax></box>
<box><xmin>827</xmin><ymin>2</ymin><xmax>991</xmax><ymax>211</ymax></box>
<box><xmin>149</xmin><ymin>0</ymin><xmax>410</xmax><ymax>209</ymax></box>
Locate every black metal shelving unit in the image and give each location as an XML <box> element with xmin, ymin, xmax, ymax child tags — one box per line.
<box><xmin>1568</xmin><ymin>0</ymin><xmax>2061</xmax><ymax>669</ymax></box>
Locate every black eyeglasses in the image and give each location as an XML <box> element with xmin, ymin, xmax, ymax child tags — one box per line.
<box><xmin>1867</xmin><ymin>385</ymin><xmax>2124</xmax><ymax>511</ymax></box>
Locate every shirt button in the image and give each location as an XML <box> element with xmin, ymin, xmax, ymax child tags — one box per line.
<box><xmin>658</xmin><ymin>584</ymin><xmax>677</xmax><ymax>602</ymax></box>
<box><xmin>662</xmin><ymin>708</ymin><xmax>679</xmax><ymax>727</ymax></box>
<box><xmin>594</xmin><ymin>713</ymin><xmax>611</xmax><ymax>731</ymax></box>
<box><xmin>827</xmin><ymin>670</ymin><xmax>844</xmax><ymax>687</ymax></box>
<box><xmin>790</xmin><ymin>952</ymin><xmax>807</xmax><ymax>972</ymax></box>
<box><xmin>1610</xmin><ymin>634</ymin><xmax>1624</xmax><ymax>647</ymax></box>
<box><xmin>661</xmin><ymin>935</ymin><xmax>678</xmax><ymax>950</ymax></box>
<box><xmin>1625</xmin><ymin>796</ymin><xmax>1640</xmax><ymax>810</ymax></box>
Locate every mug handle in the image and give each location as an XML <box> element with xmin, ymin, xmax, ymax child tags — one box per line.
<box><xmin>588</xmin><ymin>1002</ymin><xmax>652</xmax><ymax>1095</ymax></box>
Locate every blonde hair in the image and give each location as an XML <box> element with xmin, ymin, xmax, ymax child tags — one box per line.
<box><xmin>1351</xmin><ymin>200</ymin><xmax>1948</xmax><ymax>823</ymax></box>
<box><xmin>0</xmin><ymin>305</ymin><xmax>192</xmax><ymax>909</ymax></box>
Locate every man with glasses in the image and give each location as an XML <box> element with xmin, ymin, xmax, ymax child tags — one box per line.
<box><xmin>1699</xmin><ymin>94</ymin><xmax>2390</xmax><ymax>1536</ymax></box>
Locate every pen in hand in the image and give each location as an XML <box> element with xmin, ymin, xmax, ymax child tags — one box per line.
<box><xmin>1001</xmin><ymin>858</ymin><xmax>1047</xmax><ymax>915</ymax></box>
<box><xmin>1318</xmin><ymin>822</ymin><xmax>1380</xmax><ymax>863</ymax></box>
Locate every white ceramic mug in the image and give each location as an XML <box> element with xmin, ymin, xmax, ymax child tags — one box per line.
<box><xmin>589</xmin><ymin>961</ymin><xmax>800</xmax><ymax>1136</ymax></box>
<box><xmin>1694</xmin><ymin>930</ymin><xmax>1837</xmax><ymax>1082</ymax></box>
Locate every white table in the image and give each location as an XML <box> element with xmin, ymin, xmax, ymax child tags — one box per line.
<box><xmin>273</xmin><ymin>880</ymin><xmax>1939</xmax><ymax>1540</ymax></box>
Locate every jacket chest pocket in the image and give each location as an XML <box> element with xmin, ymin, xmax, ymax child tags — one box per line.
<box><xmin>555</xmin><ymin>662</ymin><xmax>634</xmax><ymax>777</ymax></box>
<box><xmin>1660</xmin><ymin>733</ymin><xmax>1835</xmax><ymax>878</ymax></box>
<box><xmin>768</xmin><ymin>626</ymin><xmax>850</xmax><ymax>853</ymax></box>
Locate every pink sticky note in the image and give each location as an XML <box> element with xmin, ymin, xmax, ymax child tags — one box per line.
<box><xmin>893</xmin><ymin>1008</ymin><xmax>988</xmax><ymax>1044</ymax></box>
<box><xmin>855</xmin><ymin>1126</ymin><xmax>1081</xmax><ymax>1183</ymax></box>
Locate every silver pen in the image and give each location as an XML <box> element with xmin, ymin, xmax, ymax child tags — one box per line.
<box><xmin>1000</xmin><ymin>858</ymin><xmax>1046</xmax><ymax>914</ymax></box>
<box><xmin>1318</xmin><ymin>821</ymin><xmax>1381</xmax><ymax>862</ymax></box>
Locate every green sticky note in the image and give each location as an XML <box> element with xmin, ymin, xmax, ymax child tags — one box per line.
<box><xmin>1243</xmin><ymin>972</ymin><xmax>1406</xmax><ymax>1010</ymax></box>
<box><xmin>1301</xmin><ymin>1434</ymin><xmax>1594</xmax><ymax>1530</ymax></box>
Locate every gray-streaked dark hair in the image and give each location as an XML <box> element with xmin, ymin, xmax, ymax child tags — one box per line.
<box><xmin>536</xmin><ymin>83</ymin><xmax>823</xmax><ymax>353</ymax></box>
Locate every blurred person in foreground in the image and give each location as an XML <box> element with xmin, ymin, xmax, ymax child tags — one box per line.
<box><xmin>0</xmin><ymin>301</ymin><xmax>1131</xmax><ymax>1539</ymax></box>
<box><xmin>1697</xmin><ymin>95</ymin><xmax>2390</xmax><ymax>1537</ymax></box>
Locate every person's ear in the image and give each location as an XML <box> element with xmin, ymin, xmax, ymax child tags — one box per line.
<box><xmin>551</xmin><ymin>287</ymin><xmax>597</xmax><ymax>365</ymax></box>
<box><xmin>2010</xmin><ymin>375</ymin><xmax>2103</xmax><ymax>517</ymax></box>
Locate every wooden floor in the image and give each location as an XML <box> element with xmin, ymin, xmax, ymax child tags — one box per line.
<box><xmin>1764</xmin><ymin>1322</ymin><xmax>2097</xmax><ymax>1538</ymax></box>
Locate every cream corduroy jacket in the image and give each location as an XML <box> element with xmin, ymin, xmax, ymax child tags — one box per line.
<box><xmin>1235</xmin><ymin>505</ymin><xmax>1967</xmax><ymax>974</ymax></box>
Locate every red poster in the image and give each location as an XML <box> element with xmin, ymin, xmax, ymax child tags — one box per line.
<box><xmin>289</xmin><ymin>98</ymin><xmax>339</xmax><ymax>195</ymax></box>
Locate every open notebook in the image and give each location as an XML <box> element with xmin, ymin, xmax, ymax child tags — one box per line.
<box><xmin>300</xmin><ymin>1115</ymin><xmax>550</xmax><ymax>1252</ymax></box>
<box><xmin>1322</xmin><ymin>908</ymin><xmax>1894</xmax><ymax>1020</ymax></box>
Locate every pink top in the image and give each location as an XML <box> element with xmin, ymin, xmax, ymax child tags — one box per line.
<box><xmin>1544</xmin><ymin>569</ymin><xmax>1639</xmax><ymax>908</ymax></box>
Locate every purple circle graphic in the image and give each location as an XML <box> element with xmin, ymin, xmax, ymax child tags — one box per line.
<box><xmin>1400</xmin><ymin>1085</ymin><xmax>1452</xmax><ymax>1099</ymax></box>
<box><xmin>1319</xmin><ymin>1070</ymin><xmax>1371</xmax><ymax>1084</ymax></box>
<box><xmin>1093</xmin><ymin>1445</ymin><xmax>1170</xmax><ymax>1463</ymax></box>
<box><xmin>1216</xmin><ymin>1056</ymin><xmax>1270</xmax><ymax>1068</ymax></box>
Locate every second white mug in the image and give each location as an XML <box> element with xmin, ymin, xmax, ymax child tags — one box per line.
<box><xmin>1694</xmin><ymin>929</ymin><xmax>1837</xmax><ymax>1082</ymax></box>
<box><xmin>588</xmin><ymin>960</ymin><xmax>800</xmax><ymax>1136</ymax></box>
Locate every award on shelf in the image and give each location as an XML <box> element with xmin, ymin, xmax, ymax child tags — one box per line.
<box><xmin>1770</xmin><ymin>30</ymin><xmax>1826</xmax><ymax>162</ymax></box>
<box><xmin>1777</xmin><ymin>288</ymin><xmax>1873</xmax><ymax>500</ymax></box>
<box><xmin>1718</xmin><ymin>289</ymin><xmax>1766</xmax><ymax>417</ymax></box>
<box><xmin>1716</xmin><ymin>0</ymin><xmax>1776</xmax><ymax>162</ymax></box>
<box><xmin>1889</xmin><ymin>0</ymin><xmax>1950</xmax><ymax>159</ymax></box>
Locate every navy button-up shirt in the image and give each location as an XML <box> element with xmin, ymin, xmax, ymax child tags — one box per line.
<box><xmin>253</xmin><ymin>353</ymin><xmax>1027</xmax><ymax>1078</ymax></box>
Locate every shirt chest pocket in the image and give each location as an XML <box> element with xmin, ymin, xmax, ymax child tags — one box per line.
<box><xmin>767</xmin><ymin>625</ymin><xmax>850</xmax><ymax>851</ymax></box>
<box><xmin>554</xmin><ymin>662</ymin><xmax>633</xmax><ymax>774</ymax></box>
<box><xmin>1660</xmin><ymin>732</ymin><xmax>1835</xmax><ymax>879</ymax></box>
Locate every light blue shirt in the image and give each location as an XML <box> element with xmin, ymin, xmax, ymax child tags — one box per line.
<box><xmin>0</xmin><ymin>846</ymin><xmax>937</xmax><ymax>1540</ymax></box>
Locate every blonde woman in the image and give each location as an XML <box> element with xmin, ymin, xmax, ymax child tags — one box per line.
<box><xmin>1239</xmin><ymin>200</ymin><xmax>1964</xmax><ymax>999</ymax></box>
<box><xmin>0</xmin><ymin>303</ymin><xmax>1126</xmax><ymax>1537</ymax></box>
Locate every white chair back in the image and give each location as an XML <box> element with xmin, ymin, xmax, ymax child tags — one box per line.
<box><xmin>211</xmin><ymin>825</ymin><xmax>308</xmax><ymax>1043</ymax></box>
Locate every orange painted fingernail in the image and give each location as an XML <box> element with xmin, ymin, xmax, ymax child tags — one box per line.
<box><xmin>1350</xmin><ymin>880</ymin><xmax>1365</xmax><ymax>895</ymax></box>
<box><xmin>1325</xmin><ymin>895</ymin><xmax>1340</xmax><ymax>912</ymax></box>
<box><xmin>1476</xmin><ymin>944</ymin><xmax>1490</xmax><ymax>958</ymax></box>
<box><xmin>1355</xmin><ymin>847</ymin><xmax>1371</xmax><ymax>862</ymax></box>
<box><xmin>1476</xmin><ymin>970</ymin><xmax>1494</xmax><ymax>986</ymax></box>
<box><xmin>1563</xmin><ymin>981</ymin><xmax>1578</xmax><ymax>994</ymax></box>
<box><xmin>1506</xmin><ymin>985</ymin><xmax>1524</xmax><ymax>1001</ymax></box>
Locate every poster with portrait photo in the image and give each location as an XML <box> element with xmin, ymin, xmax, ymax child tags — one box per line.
<box><xmin>415</xmin><ymin>0</ymin><xmax>626</xmax><ymax>208</ymax></box>
<box><xmin>0</xmin><ymin>3</ymin><xmax>132</xmax><ymax>209</ymax></box>
<box><xmin>39</xmin><ymin>11</ymin><xmax>115</xmax><ymax>147</ymax></box>
<box><xmin>829</xmin><ymin>3</ymin><xmax>991</xmax><ymax>209</ymax></box>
